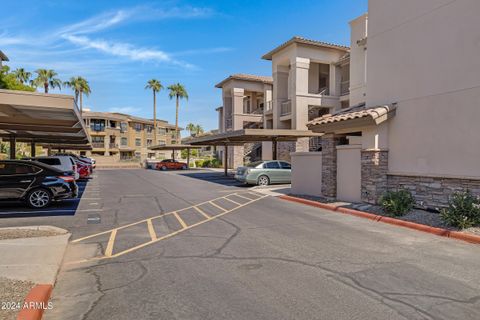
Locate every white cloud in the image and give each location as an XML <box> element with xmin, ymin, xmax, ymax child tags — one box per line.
<box><xmin>57</xmin><ymin>10</ymin><xmax>131</xmax><ymax>36</ymax></box>
<box><xmin>107</xmin><ymin>106</ymin><xmax>140</xmax><ymax>114</ymax></box>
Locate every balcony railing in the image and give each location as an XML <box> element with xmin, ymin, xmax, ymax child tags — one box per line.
<box><xmin>341</xmin><ymin>81</ymin><xmax>350</xmax><ymax>96</ymax></box>
<box><xmin>265</xmin><ymin>101</ymin><xmax>273</xmax><ymax>112</ymax></box>
<box><xmin>280</xmin><ymin>100</ymin><xmax>292</xmax><ymax>116</ymax></box>
<box><xmin>92</xmin><ymin>142</ymin><xmax>105</xmax><ymax>148</ymax></box>
<box><xmin>109</xmin><ymin>143</ymin><xmax>118</xmax><ymax>149</ymax></box>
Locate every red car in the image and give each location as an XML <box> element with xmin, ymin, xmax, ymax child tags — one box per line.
<box><xmin>156</xmin><ymin>159</ymin><xmax>188</xmax><ymax>171</ymax></box>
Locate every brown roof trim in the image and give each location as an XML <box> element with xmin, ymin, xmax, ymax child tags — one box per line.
<box><xmin>215</xmin><ymin>74</ymin><xmax>273</xmax><ymax>88</ymax></box>
<box><xmin>0</xmin><ymin>50</ymin><xmax>9</xmax><ymax>61</ymax></box>
<box><xmin>261</xmin><ymin>36</ymin><xmax>350</xmax><ymax>61</ymax></box>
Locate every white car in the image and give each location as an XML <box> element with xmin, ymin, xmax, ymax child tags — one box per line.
<box><xmin>33</xmin><ymin>156</ymin><xmax>80</xmax><ymax>180</ymax></box>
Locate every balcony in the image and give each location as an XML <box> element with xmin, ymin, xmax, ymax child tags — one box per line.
<box><xmin>225</xmin><ymin>118</ymin><xmax>233</xmax><ymax>129</ymax></box>
<box><xmin>109</xmin><ymin>143</ymin><xmax>118</xmax><ymax>149</ymax></box>
<box><xmin>92</xmin><ymin>142</ymin><xmax>105</xmax><ymax>148</ymax></box>
<box><xmin>265</xmin><ymin>101</ymin><xmax>273</xmax><ymax>114</ymax></box>
<box><xmin>280</xmin><ymin>100</ymin><xmax>292</xmax><ymax>116</ymax></box>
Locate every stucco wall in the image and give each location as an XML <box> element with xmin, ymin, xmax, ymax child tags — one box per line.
<box><xmin>337</xmin><ymin>145</ymin><xmax>362</xmax><ymax>202</ymax></box>
<box><xmin>367</xmin><ymin>0</ymin><xmax>480</xmax><ymax>178</ymax></box>
<box><xmin>349</xmin><ymin>14</ymin><xmax>367</xmax><ymax>107</ymax></box>
<box><xmin>291</xmin><ymin>152</ymin><xmax>322</xmax><ymax>197</ymax></box>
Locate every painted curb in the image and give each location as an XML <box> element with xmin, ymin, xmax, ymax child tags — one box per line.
<box><xmin>279</xmin><ymin>195</ymin><xmax>480</xmax><ymax>245</ymax></box>
<box><xmin>17</xmin><ymin>284</ymin><xmax>52</xmax><ymax>320</ymax></box>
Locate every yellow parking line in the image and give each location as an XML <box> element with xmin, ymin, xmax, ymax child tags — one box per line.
<box><xmin>105</xmin><ymin>230</ymin><xmax>117</xmax><ymax>257</ymax></box>
<box><xmin>223</xmin><ymin>197</ymin><xmax>242</xmax><ymax>206</ymax></box>
<box><xmin>173</xmin><ymin>212</ymin><xmax>188</xmax><ymax>229</ymax></box>
<box><xmin>193</xmin><ymin>206</ymin><xmax>211</xmax><ymax>219</ymax></box>
<box><xmin>209</xmin><ymin>201</ymin><xmax>227</xmax><ymax>212</ymax></box>
<box><xmin>146</xmin><ymin>219</ymin><xmax>157</xmax><ymax>241</ymax></box>
<box><xmin>234</xmin><ymin>193</ymin><xmax>255</xmax><ymax>201</ymax></box>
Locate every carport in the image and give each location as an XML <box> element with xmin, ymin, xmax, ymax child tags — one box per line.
<box><xmin>187</xmin><ymin>128</ymin><xmax>322</xmax><ymax>176</ymax></box>
<box><xmin>0</xmin><ymin>89</ymin><xmax>90</xmax><ymax>158</ymax></box>
<box><xmin>148</xmin><ymin>144</ymin><xmax>204</xmax><ymax>168</ymax></box>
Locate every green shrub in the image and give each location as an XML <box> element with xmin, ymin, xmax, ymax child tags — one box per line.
<box><xmin>210</xmin><ymin>158</ymin><xmax>221</xmax><ymax>168</ymax></box>
<box><xmin>440</xmin><ymin>191</ymin><xmax>480</xmax><ymax>229</ymax></box>
<box><xmin>195</xmin><ymin>160</ymin><xmax>204</xmax><ymax>167</ymax></box>
<box><xmin>202</xmin><ymin>159</ymin><xmax>211</xmax><ymax>167</ymax></box>
<box><xmin>379</xmin><ymin>189</ymin><xmax>415</xmax><ymax>216</ymax></box>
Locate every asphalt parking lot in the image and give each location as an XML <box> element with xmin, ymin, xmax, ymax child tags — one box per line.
<box><xmin>1</xmin><ymin>168</ymin><xmax>480</xmax><ymax>320</ymax></box>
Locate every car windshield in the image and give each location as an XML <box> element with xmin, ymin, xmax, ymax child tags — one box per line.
<box><xmin>246</xmin><ymin>161</ymin><xmax>263</xmax><ymax>168</ymax></box>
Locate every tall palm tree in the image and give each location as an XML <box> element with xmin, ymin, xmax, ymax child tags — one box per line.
<box><xmin>195</xmin><ymin>124</ymin><xmax>204</xmax><ymax>136</ymax></box>
<box><xmin>186</xmin><ymin>123</ymin><xmax>196</xmax><ymax>136</ymax></box>
<box><xmin>64</xmin><ymin>76</ymin><xmax>91</xmax><ymax>114</ymax></box>
<box><xmin>13</xmin><ymin>68</ymin><xmax>31</xmax><ymax>84</ymax></box>
<box><xmin>145</xmin><ymin>79</ymin><xmax>163</xmax><ymax>144</ymax></box>
<box><xmin>168</xmin><ymin>83</ymin><xmax>188</xmax><ymax>143</ymax></box>
<box><xmin>32</xmin><ymin>69</ymin><xmax>62</xmax><ymax>93</ymax></box>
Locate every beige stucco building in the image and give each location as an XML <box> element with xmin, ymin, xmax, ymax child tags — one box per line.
<box><xmin>82</xmin><ymin>111</ymin><xmax>179</xmax><ymax>161</ymax></box>
<box><xmin>292</xmin><ymin>0</ymin><xmax>480</xmax><ymax>208</ymax></box>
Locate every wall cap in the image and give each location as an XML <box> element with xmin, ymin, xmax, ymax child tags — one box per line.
<box><xmin>291</xmin><ymin>152</ymin><xmax>322</xmax><ymax>156</ymax></box>
<box><xmin>387</xmin><ymin>171</ymin><xmax>480</xmax><ymax>181</ymax></box>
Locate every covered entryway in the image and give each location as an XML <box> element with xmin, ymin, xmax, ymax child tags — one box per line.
<box><xmin>336</xmin><ymin>145</ymin><xmax>361</xmax><ymax>202</ymax></box>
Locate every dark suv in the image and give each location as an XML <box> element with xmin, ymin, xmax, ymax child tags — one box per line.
<box><xmin>0</xmin><ymin>160</ymin><xmax>78</xmax><ymax>208</ymax></box>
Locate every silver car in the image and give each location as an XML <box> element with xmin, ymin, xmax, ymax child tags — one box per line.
<box><xmin>235</xmin><ymin>160</ymin><xmax>292</xmax><ymax>186</ymax></box>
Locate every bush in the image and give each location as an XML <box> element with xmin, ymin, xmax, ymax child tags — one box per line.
<box><xmin>440</xmin><ymin>191</ymin><xmax>480</xmax><ymax>229</ymax></box>
<box><xmin>379</xmin><ymin>189</ymin><xmax>415</xmax><ymax>216</ymax></box>
<box><xmin>195</xmin><ymin>160</ymin><xmax>204</xmax><ymax>167</ymax></box>
<box><xmin>202</xmin><ymin>159</ymin><xmax>211</xmax><ymax>167</ymax></box>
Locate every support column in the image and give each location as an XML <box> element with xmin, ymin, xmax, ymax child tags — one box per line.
<box><xmin>9</xmin><ymin>137</ymin><xmax>16</xmax><ymax>159</ymax></box>
<box><xmin>224</xmin><ymin>144</ymin><xmax>228</xmax><ymax>176</ymax></box>
<box><xmin>272</xmin><ymin>139</ymin><xmax>278</xmax><ymax>160</ymax></box>
<box><xmin>361</xmin><ymin>150</ymin><xmax>389</xmax><ymax>204</ymax></box>
<box><xmin>321</xmin><ymin>134</ymin><xmax>342</xmax><ymax>198</ymax></box>
<box><xmin>187</xmin><ymin>148</ymin><xmax>190</xmax><ymax>168</ymax></box>
<box><xmin>31</xmin><ymin>141</ymin><xmax>36</xmax><ymax>157</ymax></box>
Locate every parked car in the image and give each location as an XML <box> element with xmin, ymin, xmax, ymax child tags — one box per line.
<box><xmin>55</xmin><ymin>153</ymin><xmax>93</xmax><ymax>179</ymax></box>
<box><xmin>155</xmin><ymin>159</ymin><xmax>188</xmax><ymax>171</ymax></box>
<box><xmin>30</xmin><ymin>156</ymin><xmax>80</xmax><ymax>180</ymax></box>
<box><xmin>235</xmin><ymin>160</ymin><xmax>292</xmax><ymax>186</ymax></box>
<box><xmin>0</xmin><ymin>160</ymin><xmax>78</xmax><ymax>208</ymax></box>
<box><xmin>80</xmin><ymin>155</ymin><xmax>95</xmax><ymax>169</ymax></box>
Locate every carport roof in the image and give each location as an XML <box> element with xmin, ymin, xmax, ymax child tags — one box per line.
<box><xmin>187</xmin><ymin>128</ymin><xmax>323</xmax><ymax>146</ymax></box>
<box><xmin>149</xmin><ymin>144</ymin><xmax>204</xmax><ymax>150</ymax></box>
<box><xmin>0</xmin><ymin>89</ymin><xmax>90</xmax><ymax>145</ymax></box>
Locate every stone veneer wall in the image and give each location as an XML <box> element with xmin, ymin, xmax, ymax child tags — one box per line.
<box><xmin>231</xmin><ymin>145</ymin><xmax>244</xmax><ymax>169</ymax></box>
<box><xmin>387</xmin><ymin>174</ymin><xmax>480</xmax><ymax>208</ymax></box>
<box><xmin>361</xmin><ymin>150</ymin><xmax>388</xmax><ymax>204</ymax></box>
<box><xmin>321</xmin><ymin>134</ymin><xmax>341</xmax><ymax>198</ymax></box>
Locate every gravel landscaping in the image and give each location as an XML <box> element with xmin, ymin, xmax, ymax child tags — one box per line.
<box><xmin>290</xmin><ymin>194</ymin><xmax>480</xmax><ymax>235</ymax></box>
<box><xmin>0</xmin><ymin>229</ymin><xmax>62</xmax><ymax>240</ymax></box>
<box><xmin>0</xmin><ymin>277</ymin><xmax>35</xmax><ymax>320</ymax></box>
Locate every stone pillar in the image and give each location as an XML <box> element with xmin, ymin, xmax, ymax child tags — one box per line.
<box><xmin>321</xmin><ymin>134</ymin><xmax>341</xmax><ymax>198</ymax></box>
<box><xmin>361</xmin><ymin>150</ymin><xmax>389</xmax><ymax>204</ymax></box>
<box><xmin>232</xmin><ymin>145</ymin><xmax>244</xmax><ymax>168</ymax></box>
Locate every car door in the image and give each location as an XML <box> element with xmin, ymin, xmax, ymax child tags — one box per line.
<box><xmin>263</xmin><ymin>161</ymin><xmax>281</xmax><ymax>183</ymax></box>
<box><xmin>0</xmin><ymin>163</ymin><xmax>38</xmax><ymax>200</ymax></box>
<box><xmin>278</xmin><ymin>161</ymin><xmax>292</xmax><ymax>183</ymax></box>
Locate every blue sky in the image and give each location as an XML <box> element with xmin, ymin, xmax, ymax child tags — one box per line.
<box><xmin>0</xmin><ymin>0</ymin><xmax>367</xmax><ymax>131</ymax></box>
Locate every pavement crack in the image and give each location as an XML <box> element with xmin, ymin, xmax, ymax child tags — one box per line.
<box><xmin>80</xmin><ymin>269</ymin><xmax>105</xmax><ymax>320</ymax></box>
<box><xmin>206</xmin><ymin>217</ymin><xmax>242</xmax><ymax>257</ymax></box>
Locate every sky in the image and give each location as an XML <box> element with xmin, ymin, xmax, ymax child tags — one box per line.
<box><xmin>0</xmin><ymin>0</ymin><xmax>367</xmax><ymax>131</ymax></box>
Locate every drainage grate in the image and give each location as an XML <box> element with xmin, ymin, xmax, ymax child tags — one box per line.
<box><xmin>87</xmin><ymin>214</ymin><xmax>101</xmax><ymax>224</ymax></box>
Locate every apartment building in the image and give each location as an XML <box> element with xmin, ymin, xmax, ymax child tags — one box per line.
<box><xmin>291</xmin><ymin>0</ymin><xmax>480</xmax><ymax>208</ymax></box>
<box><xmin>82</xmin><ymin>111</ymin><xmax>180</xmax><ymax>161</ymax></box>
<box><xmin>215</xmin><ymin>74</ymin><xmax>273</xmax><ymax>168</ymax></box>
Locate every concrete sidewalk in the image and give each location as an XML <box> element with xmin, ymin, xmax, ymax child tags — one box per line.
<box><xmin>0</xmin><ymin>226</ymin><xmax>70</xmax><ymax>284</ymax></box>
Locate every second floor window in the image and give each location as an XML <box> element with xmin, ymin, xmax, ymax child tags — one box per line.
<box><xmin>90</xmin><ymin>120</ymin><xmax>105</xmax><ymax>132</ymax></box>
<box><xmin>120</xmin><ymin>122</ymin><xmax>128</xmax><ymax>133</ymax></box>
<box><xmin>135</xmin><ymin>123</ymin><xmax>142</xmax><ymax>132</ymax></box>
<box><xmin>135</xmin><ymin>138</ymin><xmax>141</xmax><ymax>146</ymax></box>
<box><xmin>158</xmin><ymin>128</ymin><xmax>166</xmax><ymax>135</ymax></box>
<box><xmin>121</xmin><ymin>137</ymin><xmax>128</xmax><ymax>146</ymax></box>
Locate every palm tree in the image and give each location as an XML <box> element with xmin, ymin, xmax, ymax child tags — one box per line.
<box><xmin>145</xmin><ymin>79</ymin><xmax>163</xmax><ymax>144</ymax></box>
<box><xmin>167</xmin><ymin>83</ymin><xmax>188</xmax><ymax>143</ymax></box>
<box><xmin>32</xmin><ymin>69</ymin><xmax>62</xmax><ymax>94</ymax></box>
<box><xmin>186</xmin><ymin>123</ymin><xmax>196</xmax><ymax>136</ymax></box>
<box><xmin>195</xmin><ymin>124</ymin><xmax>204</xmax><ymax>136</ymax></box>
<box><xmin>64</xmin><ymin>76</ymin><xmax>91</xmax><ymax>114</ymax></box>
<box><xmin>13</xmin><ymin>68</ymin><xmax>31</xmax><ymax>84</ymax></box>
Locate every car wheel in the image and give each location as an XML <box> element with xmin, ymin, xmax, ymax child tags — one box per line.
<box><xmin>27</xmin><ymin>188</ymin><xmax>52</xmax><ymax>208</ymax></box>
<box><xmin>257</xmin><ymin>175</ymin><xmax>270</xmax><ymax>186</ymax></box>
<box><xmin>182</xmin><ymin>165</ymin><xmax>188</xmax><ymax>170</ymax></box>
<box><xmin>160</xmin><ymin>166</ymin><xmax>167</xmax><ymax>171</ymax></box>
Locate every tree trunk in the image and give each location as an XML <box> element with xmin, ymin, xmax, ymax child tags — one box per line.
<box><xmin>175</xmin><ymin>96</ymin><xmax>179</xmax><ymax>144</ymax></box>
<box><xmin>79</xmin><ymin>90</ymin><xmax>83</xmax><ymax>114</ymax></box>
<box><xmin>153</xmin><ymin>91</ymin><xmax>157</xmax><ymax>146</ymax></box>
<box><xmin>44</xmin><ymin>82</ymin><xmax>48</xmax><ymax>93</ymax></box>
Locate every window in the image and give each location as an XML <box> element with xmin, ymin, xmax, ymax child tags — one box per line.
<box><xmin>92</xmin><ymin>136</ymin><xmax>104</xmax><ymax>143</ymax></box>
<box><xmin>120</xmin><ymin>122</ymin><xmax>128</xmax><ymax>133</ymax></box>
<box><xmin>264</xmin><ymin>161</ymin><xmax>280</xmax><ymax>169</ymax></box>
<box><xmin>146</xmin><ymin>125</ymin><xmax>153</xmax><ymax>133</ymax></box>
<box><xmin>146</xmin><ymin>139</ymin><xmax>152</xmax><ymax>146</ymax></box>
<box><xmin>90</xmin><ymin>119</ymin><xmax>105</xmax><ymax>132</ymax></box>
<box><xmin>36</xmin><ymin>158</ymin><xmax>61</xmax><ymax>166</ymax></box>
<box><xmin>157</xmin><ymin>140</ymin><xmax>166</xmax><ymax>146</ymax></box>
<box><xmin>135</xmin><ymin>138</ymin><xmax>141</xmax><ymax>146</ymax></box>
<box><xmin>279</xmin><ymin>161</ymin><xmax>291</xmax><ymax>169</ymax></box>
<box><xmin>121</xmin><ymin>137</ymin><xmax>128</xmax><ymax>146</ymax></box>
<box><xmin>0</xmin><ymin>163</ymin><xmax>40</xmax><ymax>175</ymax></box>
<box><xmin>158</xmin><ymin>128</ymin><xmax>166</xmax><ymax>135</ymax></box>
<box><xmin>134</xmin><ymin>123</ymin><xmax>142</xmax><ymax>132</ymax></box>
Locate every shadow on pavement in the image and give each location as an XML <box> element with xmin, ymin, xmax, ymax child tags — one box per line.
<box><xmin>0</xmin><ymin>179</ymin><xmax>91</xmax><ymax>218</ymax></box>
<box><xmin>173</xmin><ymin>170</ymin><xmax>249</xmax><ymax>188</ymax></box>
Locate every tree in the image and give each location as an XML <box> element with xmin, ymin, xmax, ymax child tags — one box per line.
<box><xmin>186</xmin><ymin>123</ymin><xmax>196</xmax><ymax>136</ymax></box>
<box><xmin>13</xmin><ymin>68</ymin><xmax>31</xmax><ymax>84</ymax></box>
<box><xmin>167</xmin><ymin>83</ymin><xmax>188</xmax><ymax>143</ymax></box>
<box><xmin>0</xmin><ymin>66</ymin><xmax>35</xmax><ymax>92</ymax></box>
<box><xmin>64</xmin><ymin>76</ymin><xmax>91</xmax><ymax>114</ymax></box>
<box><xmin>32</xmin><ymin>69</ymin><xmax>62</xmax><ymax>93</ymax></box>
<box><xmin>145</xmin><ymin>79</ymin><xmax>163</xmax><ymax>144</ymax></box>
<box><xmin>194</xmin><ymin>124</ymin><xmax>204</xmax><ymax>136</ymax></box>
